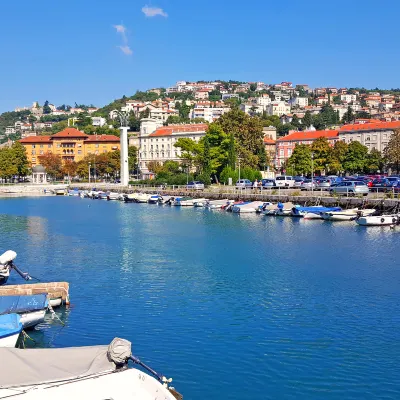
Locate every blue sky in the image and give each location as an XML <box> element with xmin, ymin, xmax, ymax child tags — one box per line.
<box><xmin>1</xmin><ymin>0</ymin><xmax>399</xmax><ymax>112</ymax></box>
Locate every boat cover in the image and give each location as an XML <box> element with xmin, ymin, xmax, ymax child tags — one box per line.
<box><xmin>0</xmin><ymin>313</ymin><xmax>22</xmax><ymax>337</ymax></box>
<box><xmin>0</xmin><ymin>338</ymin><xmax>132</xmax><ymax>388</ymax></box>
<box><xmin>0</xmin><ymin>293</ymin><xmax>48</xmax><ymax>315</ymax></box>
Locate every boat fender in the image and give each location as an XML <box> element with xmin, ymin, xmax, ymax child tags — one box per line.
<box><xmin>381</xmin><ymin>218</ymin><xmax>385</xmax><ymax>223</ymax></box>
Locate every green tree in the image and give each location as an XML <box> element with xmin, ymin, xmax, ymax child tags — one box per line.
<box><xmin>365</xmin><ymin>148</ymin><xmax>384</xmax><ymax>173</ymax></box>
<box><xmin>342</xmin><ymin>106</ymin><xmax>355</xmax><ymax>124</ymax></box>
<box><xmin>327</xmin><ymin>140</ymin><xmax>348</xmax><ymax>173</ymax></box>
<box><xmin>0</xmin><ymin>148</ymin><xmax>18</xmax><ymax>180</ymax></box>
<box><xmin>287</xmin><ymin>144</ymin><xmax>312</xmax><ymax>175</ymax></box>
<box><xmin>291</xmin><ymin>114</ymin><xmax>300</xmax><ymax>128</ymax></box>
<box><xmin>220</xmin><ymin>166</ymin><xmax>238</xmax><ymax>185</ymax></box>
<box><xmin>11</xmin><ymin>141</ymin><xmax>29</xmax><ymax>177</ymax></box>
<box><xmin>227</xmin><ymin>132</ymin><xmax>236</xmax><ymax>169</ymax></box>
<box><xmin>355</xmin><ymin>111</ymin><xmax>371</xmax><ymax>119</ymax></box>
<box><xmin>311</xmin><ymin>137</ymin><xmax>332</xmax><ymax>173</ymax></box>
<box><xmin>302</xmin><ymin>111</ymin><xmax>312</xmax><ymax>129</ymax></box>
<box><xmin>384</xmin><ymin>128</ymin><xmax>400</xmax><ymax>173</ymax></box>
<box><xmin>343</xmin><ymin>141</ymin><xmax>368</xmax><ymax>173</ymax></box>
<box><xmin>198</xmin><ymin>136</ymin><xmax>211</xmax><ymax>185</ymax></box>
<box><xmin>128</xmin><ymin>146</ymin><xmax>138</xmax><ymax>173</ymax></box>
<box><xmin>43</xmin><ymin>100</ymin><xmax>52</xmax><ymax>115</ymax></box>
<box><xmin>312</xmin><ymin>114</ymin><xmax>326</xmax><ymax>130</ymax></box>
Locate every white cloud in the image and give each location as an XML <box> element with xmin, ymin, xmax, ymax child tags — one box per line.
<box><xmin>142</xmin><ymin>5</ymin><xmax>168</xmax><ymax>17</ymax></box>
<box><xmin>118</xmin><ymin>45</ymin><xmax>133</xmax><ymax>55</ymax></box>
<box><xmin>113</xmin><ymin>24</ymin><xmax>128</xmax><ymax>43</ymax></box>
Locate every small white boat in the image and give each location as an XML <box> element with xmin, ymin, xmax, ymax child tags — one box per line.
<box><xmin>193</xmin><ymin>198</ymin><xmax>208</xmax><ymax>207</ymax></box>
<box><xmin>173</xmin><ymin>197</ymin><xmax>194</xmax><ymax>206</ymax></box>
<box><xmin>232</xmin><ymin>201</ymin><xmax>265</xmax><ymax>213</ymax></box>
<box><xmin>107</xmin><ymin>192</ymin><xmax>121</xmax><ymax>201</ymax></box>
<box><xmin>148</xmin><ymin>195</ymin><xmax>160</xmax><ymax>204</ymax></box>
<box><xmin>275</xmin><ymin>202</ymin><xmax>295</xmax><ymax>216</ymax></box>
<box><xmin>356</xmin><ymin>214</ymin><xmax>400</xmax><ymax>226</ymax></box>
<box><xmin>135</xmin><ymin>193</ymin><xmax>151</xmax><ymax>203</ymax></box>
<box><xmin>321</xmin><ymin>208</ymin><xmax>376</xmax><ymax>221</ymax></box>
<box><xmin>206</xmin><ymin>199</ymin><xmax>229</xmax><ymax>209</ymax></box>
<box><xmin>53</xmin><ymin>188</ymin><xmax>67</xmax><ymax>196</ymax></box>
<box><xmin>303</xmin><ymin>212</ymin><xmax>323</xmax><ymax>220</ymax></box>
<box><xmin>261</xmin><ymin>203</ymin><xmax>277</xmax><ymax>215</ymax></box>
<box><xmin>158</xmin><ymin>195</ymin><xmax>172</xmax><ymax>205</ymax></box>
<box><xmin>0</xmin><ymin>338</ymin><xmax>180</xmax><ymax>400</ymax></box>
<box><xmin>0</xmin><ymin>314</ymin><xmax>22</xmax><ymax>348</ymax></box>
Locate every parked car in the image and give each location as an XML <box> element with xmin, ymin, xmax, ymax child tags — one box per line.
<box><xmin>301</xmin><ymin>179</ymin><xmax>317</xmax><ymax>191</ymax></box>
<box><xmin>294</xmin><ymin>176</ymin><xmax>306</xmax><ymax>188</ymax></box>
<box><xmin>387</xmin><ymin>177</ymin><xmax>400</xmax><ymax>186</ymax></box>
<box><xmin>275</xmin><ymin>175</ymin><xmax>295</xmax><ymax>188</ymax></box>
<box><xmin>261</xmin><ymin>179</ymin><xmax>275</xmax><ymax>189</ymax></box>
<box><xmin>236</xmin><ymin>179</ymin><xmax>253</xmax><ymax>189</ymax></box>
<box><xmin>315</xmin><ymin>178</ymin><xmax>331</xmax><ymax>190</ymax></box>
<box><xmin>187</xmin><ymin>181</ymin><xmax>205</xmax><ymax>190</ymax></box>
<box><xmin>393</xmin><ymin>181</ymin><xmax>400</xmax><ymax>194</ymax></box>
<box><xmin>329</xmin><ymin>181</ymin><xmax>369</xmax><ymax>196</ymax></box>
<box><xmin>370</xmin><ymin>178</ymin><xmax>393</xmax><ymax>192</ymax></box>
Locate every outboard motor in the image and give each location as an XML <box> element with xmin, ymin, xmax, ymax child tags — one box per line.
<box><xmin>0</xmin><ymin>250</ymin><xmax>31</xmax><ymax>283</ymax></box>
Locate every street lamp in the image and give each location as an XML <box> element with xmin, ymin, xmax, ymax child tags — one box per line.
<box><xmin>311</xmin><ymin>152</ymin><xmax>314</xmax><ymax>194</ymax></box>
<box><xmin>88</xmin><ymin>162</ymin><xmax>91</xmax><ymax>184</ymax></box>
<box><xmin>238</xmin><ymin>157</ymin><xmax>242</xmax><ymax>182</ymax></box>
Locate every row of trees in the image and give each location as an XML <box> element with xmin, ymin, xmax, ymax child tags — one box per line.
<box><xmin>286</xmin><ymin>129</ymin><xmax>400</xmax><ymax>175</ymax></box>
<box><xmin>0</xmin><ymin>142</ymin><xmax>30</xmax><ymax>180</ymax></box>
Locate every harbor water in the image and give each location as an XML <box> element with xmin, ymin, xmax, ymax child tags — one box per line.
<box><xmin>0</xmin><ymin>197</ymin><xmax>399</xmax><ymax>399</ymax></box>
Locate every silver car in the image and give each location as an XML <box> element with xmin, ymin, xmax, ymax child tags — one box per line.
<box><xmin>316</xmin><ymin>178</ymin><xmax>331</xmax><ymax>190</ymax></box>
<box><xmin>329</xmin><ymin>181</ymin><xmax>369</xmax><ymax>196</ymax></box>
<box><xmin>187</xmin><ymin>181</ymin><xmax>205</xmax><ymax>190</ymax></box>
<box><xmin>301</xmin><ymin>179</ymin><xmax>317</xmax><ymax>191</ymax></box>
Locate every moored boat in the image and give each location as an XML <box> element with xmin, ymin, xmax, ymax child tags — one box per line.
<box><xmin>292</xmin><ymin>206</ymin><xmax>342</xmax><ymax>219</ymax></box>
<box><xmin>0</xmin><ymin>338</ymin><xmax>181</xmax><ymax>400</ymax></box>
<box><xmin>148</xmin><ymin>195</ymin><xmax>160</xmax><ymax>204</ymax></box>
<box><xmin>0</xmin><ymin>251</ymin><xmax>31</xmax><ymax>286</ymax></box>
<box><xmin>0</xmin><ymin>314</ymin><xmax>22</xmax><ymax>348</ymax></box>
<box><xmin>205</xmin><ymin>199</ymin><xmax>229</xmax><ymax>209</ymax></box>
<box><xmin>193</xmin><ymin>198</ymin><xmax>208</xmax><ymax>207</ymax></box>
<box><xmin>356</xmin><ymin>214</ymin><xmax>400</xmax><ymax>227</ymax></box>
<box><xmin>0</xmin><ymin>294</ymin><xmax>49</xmax><ymax>329</ymax></box>
<box><xmin>158</xmin><ymin>195</ymin><xmax>172</xmax><ymax>205</ymax></box>
<box><xmin>232</xmin><ymin>201</ymin><xmax>265</xmax><ymax>213</ymax></box>
<box><xmin>275</xmin><ymin>202</ymin><xmax>295</xmax><ymax>216</ymax></box>
<box><xmin>107</xmin><ymin>192</ymin><xmax>121</xmax><ymax>201</ymax></box>
<box><xmin>321</xmin><ymin>208</ymin><xmax>376</xmax><ymax>221</ymax></box>
<box><xmin>135</xmin><ymin>193</ymin><xmax>151</xmax><ymax>203</ymax></box>
<box><xmin>173</xmin><ymin>197</ymin><xmax>194</xmax><ymax>206</ymax></box>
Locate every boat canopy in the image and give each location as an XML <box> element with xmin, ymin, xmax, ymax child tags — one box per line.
<box><xmin>0</xmin><ymin>293</ymin><xmax>48</xmax><ymax>315</ymax></box>
<box><xmin>0</xmin><ymin>338</ymin><xmax>132</xmax><ymax>388</ymax></box>
<box><xmin>0</xmin><ymin>314</ymin><xmax>22</xmax><ymax>337</ymax></box>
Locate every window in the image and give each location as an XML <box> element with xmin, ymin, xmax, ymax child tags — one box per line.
<box><xmin>40</xmin><ymin>150</ymin><xmax>43</xmax><ymax>155</ymax></box>
<box><xmin>32</xmin><ymin>145</ymin><xmax>36</xmax><ymax>148</ymax></box>
<box><xmin>96</xmin><ymin>144</ymin><xmax>99</xmax><ymax>148</ymax></box>
<box><xmin>48</xmin><ymin>144</ymin><xmax>51</xmax><ymax>148</ymax></box>
<box><xmin>32</xmin><ymin>150</ymin><xmax>36</xmax><ymax>155</ymax></box>
<box><xmin>280</xmin><ymin>149</ymin><xmax>284</xmax><ymax>156</ymax></box>
<box><xmin>78</xmin><ymin>150</ymin><xmax>82</xmax><ymax>155</ymax></box>
<box><xmin>40</xmin><ymin>144</ymin><xmax>43</xmax><ymax>148</ymax></box>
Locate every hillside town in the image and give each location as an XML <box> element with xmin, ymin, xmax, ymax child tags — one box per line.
<box><xmin>1</xmin><ymin>79</ymin><xmax>400</xmax><ymax>181</ymax></box>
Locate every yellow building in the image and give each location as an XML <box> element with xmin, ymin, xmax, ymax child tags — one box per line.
<box><xmin>20</xmin><ymin>128</ymin><xmax>120</xmax><ymax>166</ymax></box>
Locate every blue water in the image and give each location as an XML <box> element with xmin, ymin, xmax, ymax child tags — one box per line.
<box><xmin>0</xmin><ymin>197</ymin><xmax>399</xmax><ymax>399</ymax></box>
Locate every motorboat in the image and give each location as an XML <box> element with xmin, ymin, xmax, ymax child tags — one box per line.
<box><xmin>356</xmin><ymin>214</ymin><xmax>400</xmax><ymax>227</ymax></box>
<box><xmin>224</xmin><ymin>201</ymin><xmax>245</xmax><ymax>212</ymax></box>
<box><xmin>173</xmin><ymin>197</ymin><xmax>195</xmax><ymax>206</ymax></box>
<box><xmin>135</xmin><ymin>193</ymin><xmax>151</xmax><ymax>203</ymax></box>
<box><xmin>193</xmin><ymin>198</ymin><xmax>208</xmax><ymax>207</ymax></box>
<box><xmin>53</xmin><ymin>187</ymin><xmax>67</xmax><ymax>196</ymax></box>
<box><xmin>148</xmin><ymin>195</ymin><xmax>160</xmax><ymax>204</ymax></box>
<box><xmin>291</xmin><ymin>206</ymin><xmax>342</xmax><ymax>219</ymax></box>
<box><xmin>0</xmin><ymin>314</ymin><xmax>22</xmax><ymax>348</ymax></box>
<box><xmin>107</xmin><ymin>192</ymin><xmax>121</xmax><ymax>201</ymax></box>
<box><xmin>232</xmin><ymin>201</ymin><xmax>265</xmax><ymax>213</ymax></box>
<box><xmin>321</xmin><ymin>208</ymin><xmax>376</xmax><ymax>221</ymax></box>
<box><xmin>0</xmin><ymin>293</ymin><xmax>49</xmax><ymax>329</ymax></box>
<box><xmin>205</xmin><ymin>199</ymin><xmax>229</xmax><ymax>209</ymax></box>
<box><xmin>261</xmin><ymin>203</ymin><xmax>277</xmax><ymax>215</ymax></box>
<box><xmin>158</xmin><ymin>195</ymin><xmax>172</xmax><ymax>205</ymax></box>
<box><xmin>0</xmin><ymin>251</ymin><xmax>31</xmax><ymax>286</ymax></box>
<box><xmin>67</xmin><ymin>189</ymin><xmax>80</xmax><ymax>197</ymax></box>
<box><xmin>98</xmin><ymin>192</ymin><xmax>109</xmax><ymax>200</ymax></box>
<box><xmin>275</xmin><ymin>202</ymin><xmax>295</xmax><ymax>216</ymax></box>
<box><xmin>0</xmin><ymin>338</ymin><xmax>181</xmax><ymax>400</ymax></box>
<box><xmin>124</xmin><ymin>193</ymin><xmax>138</xmax><ymax>203</ymax></box>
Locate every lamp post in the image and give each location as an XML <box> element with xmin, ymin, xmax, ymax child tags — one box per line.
<box><xmin>88</xmin><ymin>162</ymin><xmax>91</xmax><ymax>184</ymax></box>
<box><xmin>238</xmin><ymin>157</ymin><xmax>242</xmax><ymax>182</ymax></box>
<box><xmin>311</xmin><ymin>152</ymin><xmax>314</xmax><ymax>194</ymax></box>
<box><xmin>94</xmin><ymin>158</ymin><xmax>96</xmax><ymax>183</ymax></box>
<box><xmin>113</xmin><ymin>110</ymin><xmax>130</xmax><ymax>186</ymax></box>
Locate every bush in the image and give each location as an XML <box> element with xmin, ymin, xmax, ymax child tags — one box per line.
<box><xmin>220</xmin><ymin>166</ymin><xmax>238</xmax><ymax>185</ymax></box>
<box><xmin>241</xmin><ymin>167</ymin><xmax>262</xmax><ymax>182</ymax></box>
<box><xmin>196</xmin><ymin>172</ymin><xmax>211</xmax><ymax>186</ymax></box>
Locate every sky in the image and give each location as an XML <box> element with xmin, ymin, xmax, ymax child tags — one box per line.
<box><xmin>1</xmin><ymin>0</ymin><xmax>399</xmax><ymax>112</ymax></box>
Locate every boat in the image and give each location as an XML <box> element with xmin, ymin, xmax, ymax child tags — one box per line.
<box><xmin>261</xmin><ymin>203</ymin><xmax>278</xmax><ymax>215</ymax></box>
<box><xmin>53</xmin><ymin>187</ymin><xmax>67</xmax><ymax>196</ymax></box>
<box><xmin>173</xmin><ymin>197</ymin><xmax>195</xmax><ymax>206</ymax></box>
<box><xmin>0</xmin><ymin>314</ymin><xmax>22</xmax><ymax>348</ymax></box>
<box><xmin>193</xmin><ymin>198</ymin><xmax>208</xmax><ymax>207</ymax></box>
<box><xmin>67</xmin><ymin>189</ymin><xmax>80</xmax><ymax>197</ymax></box>
<box><xmin>135</xmin><ymin>193</ymin><xmax>151</xmax><ymax>203</ymax></box>
<box><xmin>98</xmin><ymin>192</ymin><xmax>109</xmax><ymax>200</ymax></box>
<box><xmin>224</xmin><ymin>201</ymin><xmax>245</xmax><ymax>212</ymax></box>
<box><xmin>107</xmin><ymin>192</ymin><xmax>121</xmax><ymax>201</ymax></box>
<box><xmin>158</xmin><ymin>195</ymin><xmax>172</xmax><ymax>205</ymax></box>
<box><xmin>356</xmin><ymin>214</ymin><xmax>400</xmax><ymax>227</ymax></box>
<box><xmin>232</xmin><ymin>201</ymin><xmax>265</xmax><ymax>213</ymax></box>
<box><xmin>0</xmin><ymin>251</ymin><xmax>31</xmax><ymax>286</ymax></box>
<box><xmin>291</xmin><ymin>206</ymin><xmax>342</xmax><ymax>219</ymax></box>
<box><xmin>321</xmin><ymin>208</ymin><xmax>376</xmax><ymax>221</ymax></box>
<box><xmin>79</xmin><ymin>190</ymin><xmax>89</xmax><ymax>198</ymax></box>
<box><xmin>0</xmin><ymin>294</ymin><xmax>49</xmax><ymax>329</ymax></box>
<box><xmin>0</xmin><ymin>282</ymin><xmax>70</xmax><ymax>308</ymax></box>
<box><xmin>205</xmin><ymin>199</ymin><xmax>229</xmax><ymax>209</ymax></box>
<box><xmin>124</xmin><ymin>193</ymin><xmax>138</xmax><ymax>203</ymax></box>
<box><xmin>0</xmin><ymin>338</ymin><xmax>181</xmax><ymax>400</ymax></box>
<box><xmin>275</xmin><ymin>202</ymin><xmax>295</xmax><ymax>216</ymax></box>
<box><xmin>148</xmin><ymin>195</ymin><xmax>160</xmax><ymax>204</ymax></box>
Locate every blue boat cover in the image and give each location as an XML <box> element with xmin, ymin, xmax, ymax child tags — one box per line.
<box><xmin>0</xmin><ymin>294</ymin><xmax>48</xmax><ymax>315</ymax></box>
<box><xmin>0</xmin><ymin>313</ymin><xmax>22</xmax><ymax>338</ymax></box>
<box><xmin>294</xmin><ymin>206</ymin><xmax>342</xmax><ymax>212</ymax></box>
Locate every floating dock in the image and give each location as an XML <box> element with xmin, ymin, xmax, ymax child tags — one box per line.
<box><xmin>0</xmin><ymin>282</ymin><xmax>70</xmax><ymax>306</ymax></box>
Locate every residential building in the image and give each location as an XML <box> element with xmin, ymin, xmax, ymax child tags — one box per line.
<box><xmin>275</xmin><ymin>129</ymin><xmax>339</xmax><ymax>168</ymax></box>
<box><xmin>289</xmin><ymin>97</ymin><xmax>308</xmax><ymax>108</ymax></box>
<box><xmin>339</xmin><ymin>120</ymin><xmax>400</xmax><ymax>152</ymax></box>
<box><xmin>340</xmin><ymin>94</ymin><xmax>357</xmax><ymax>103</ymax></box>
<box><xmin>266</xmin><ymin>101</ymin><xmax>291</xmax><ymax>116</ymax></box>
<box><xmin>194</xmin><ymin>90</ymin><xmax>210</xmax><ymax>100</ymax></box>
<box><xmin>91</xmin><ymin>117</ymin><xmax>107</xmax><ymax>127</ymax></box>
<box><xmin>5</xmin><ymin>126</ymin><xmax>16</xmax><ymax>135</ymax></box>
<box><xmin>365</xmin><ymin>96</ymin><xmax>381</xmax><ymax>108</ymax></box>
<box><xmin>222</xmin><ymin>93</ymin><xmax>239</xmax><ymax>101</ymax></box>
<box><xmin>191</xmin><ymin>106</ymin><xmax>229</xmax><ymax>122</ymax></box>
<box><xmin>256</xmin><ymin>95</ymin><xmax>271</xmax><ymax>107</ymax></box>
<box><xmin>240</xmin><ymin>103</ymin><xmax>264</xmax><ymax>115</ymax></box>
<box><xmin>19</xmin><ymin>128</ymin><xmax>120</xmax><ymax>167</ymax></box>
<box><xmin>138</xmin><ymin>119</ymin><xmax>207</xmax><ymax>173</ymax></box>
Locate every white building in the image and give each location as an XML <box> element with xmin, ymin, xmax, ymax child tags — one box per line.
<box><xmin>266</xmin><ymin>102</ymin><xmax>291</xmax><ymax>116</ymax></box>
<box><xmin>91</xmin><ymin>117</ymin><xmax>106</xmax><ymax>127</ymax></box>
<box><xmin>240</xmin><ymin>103</ymin><xmax>264</xmax><ymax>115</ymax></box>
<box><xmin>340</xmin><ymin>94</ymin><xmax>357</xmax><ymax>103</ymax></box>
<box><xmin>256</xmin><ymin>95</ymin><xmax>271</xmax><ymax>107</ymax></box>
<box><xmin>191</xmin><ymin>106</ymin><xmax>230</xmax><ymax>122</ymax></box>
<box><xmin>138</xmin><ymin>119</ymin><xmax>208</xmax><ymax>173</ymax></box>
<box><xmin>289</xmin><ymin>97</ymin><xmax>308</xmax><ymax>108</ymax></box>
<box><xmin>194</xmin><ymin>90</ymin><xmax>209</xmax><ymax>100</ymax></box>
<box><xmin>5</xmin><ymin>126</ymin><xmax>16</xmax><ymax>135</ymax></box>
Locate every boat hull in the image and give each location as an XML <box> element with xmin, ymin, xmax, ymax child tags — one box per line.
<box><xmin>0</xmin><ymin>332</ymin><xmax>20</xmax><ymax>348</ymax></box>
<box><xmin>20</xmin><ymin>309</ymin><xmax>46</xmax><ymax>329</ymax></box>
<box><xmin>356</xmin><ymin>215</ymin><xmax>399</xmax><ymax>226</ymax></box>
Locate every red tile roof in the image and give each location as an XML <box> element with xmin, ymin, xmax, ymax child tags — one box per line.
<box><xmin>85</xmin><ymin>135</ymin><xmax>120</xmax><ymax>142</ymax></box>
<box><xmin>340</xmin><ymin>120</ymin><xmax>400</xmax><ymax>133</ymax></box>
<box><xmin>277</xmin><ymin>130</ymin><xmax>339</xmax><ymax>142</ymax></box>
<box><xmin>52</xmin><ymin>128</ymin><xmax>88</xmax><ymax>138</ymax></box>
<box><xmin>149</xmin><ymin>123</ymin><xmax>208</xmax><ymax>137</ymax></box>
<box><xmin>263</xmin><ymin>138</ymin><xmax>276</xmax><ymax>144</ymax></box>
<box><xmin>20</xmin><ymin>136</ymin><xmax>51</xmax><ymax>143</ymax></box>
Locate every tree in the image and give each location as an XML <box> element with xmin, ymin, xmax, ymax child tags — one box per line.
<box><xmin>355</xmin><ymin>111</ymin><xmax>371</xmax><ymax>119</ymax></box>
<box><xmin>38</xmin><ymin>153</ymin><xmax>63</xmax><ymax>179</ymax></box>
<box><xmin>327</xmin><ymin>140</ymin><xmax>348</xmax><ymax>173</ymax></box>
<box><xmin>287</xmin><ymin>144</ymin><xmax>312</xmax><ymax>175</ymax></box>
<box><xmin>291</xmin><ymin>114</ymin><xmax>300</xmax><ymax>128</ymax></box>
<box><xmin>62</xmin><ymin>160</ymin><xmax>77</xmax><ymax>180</ymax></box>
<box><xmin>342</xmin><ymin>106</ymin><xmax>355</xmax><ymax>124</ymax></box>
<box><xmin>302</xmin><ymin>111</ymin><xmax>312</xmax><ymax>129</ymax></box>
<box><xmin>249</xmin><ymin>83</ymin><xmax>257</xmax><ymax>92</ymax></box>
<box><xmin>227</xmin><ymin>132</ymin><xmax>236</xmax><ymax>169</ymax></box>
<box><xmin>384</xmin><ymin>128</ymin><xmax>400</xmax><ymax>173</ymax></box>
<box><xmin>343</xmin><ymin>141</ymin><xmax>368</xmax><ymax>173</ymax></box>
<box><xmin>198</xmin><ymin>136</ymin><xmax>211</xmax><ymax>185</ymax></box>
<box><xmin>311</xmin><ymin>137</ymin><xmax>331</xmax><ymax>173</ymax></box>
<box><xmin>365</xmin><ymin>148</ymin><xmax>384</xmax><ymax>173</ymax></box>
<box><xmin>0</xmin><ymin>148</ymin><xmax>18</xmax><ymax>180</ymax></box>
<box><xmin>11</xmin><ymin>142</ymin><xmax>29</xmax><ymax>177</ymax></box>
<box><xmin>333</xmin><ymin>96</ymin><xmax>342</xmax><ymax>105</ymax></box>
<box><xmin>43</xmin><ymin>100</ymin><xmax>52</xmax><ymax>115</ymax></box>
<box><xmin>312</xmin><ymin>114</ymin><xmax>326</xmax><ymax>130</ymax></box>
<box><xmin>128</xmin><ymin>146</ymin><xmax>138</xmax><ymax>173</ymax></box>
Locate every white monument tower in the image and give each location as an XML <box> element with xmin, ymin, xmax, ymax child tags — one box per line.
<box><xmin>114</xmin><ymin>111</ymin><xmax>130</xmax><ymax>186</ymax></box>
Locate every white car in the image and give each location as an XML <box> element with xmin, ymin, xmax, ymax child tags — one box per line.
<box><xmin>186</xmin><ymin>181</ymin><xmax>205</xmax><ymax>190</ymax></box>
<box><xmin>275</xmin><ymin>175</ymin><xmax>295</xmax><ymax>188</ymax></box>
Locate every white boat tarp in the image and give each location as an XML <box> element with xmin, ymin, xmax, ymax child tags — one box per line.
<box><xmin>0</xmin><ymin>338</ymin><xmax>132</xmax><ymax>388</ymax></box>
